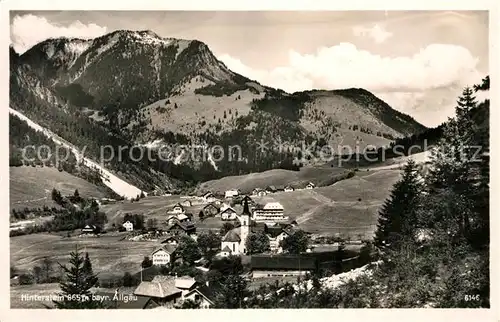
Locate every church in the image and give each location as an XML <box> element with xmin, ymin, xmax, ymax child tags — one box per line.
<box><xmin>219</xmin><ymin>199</ymin><xmax>251</xmax><ymax>256</ymax></box>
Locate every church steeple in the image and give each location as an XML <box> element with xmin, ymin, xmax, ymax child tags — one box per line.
<box><xmin>242</xmin><ymin>198</ymin><xmax>251</xmax><ymax>216</ymax></box>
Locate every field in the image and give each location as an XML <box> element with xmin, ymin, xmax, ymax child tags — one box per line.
<box><xmin>196</xmin><ymin>166</ymin><xmax>348</xmax><ymax>194</ymax></box>
<box><xmin>10</xmin><ymin>166</ymin><xmax>110</xmax><ymax>210</ymax></box>
<box><xmin>248</xmin><ymin>169</ymin><xmax>401</xmax><ymax>238</ymax></box>
<box><xmin>10</xmin><ymin>232</ymin><xmax>158</xmax><ymax>279</ymax></box>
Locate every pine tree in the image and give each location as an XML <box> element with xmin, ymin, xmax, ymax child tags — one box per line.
<box><xmin>53</xmin><ymin>247</ymin><xmax>103</xmax><ymax>309</ymax></box>
<box><xmin>374</xmin><ymin>159</ymin><xmax>423</xmax><ymax>249</ymax></box>
<box><xmin>425</xmin><ymin>87</ymin><xmax>480</xmax><ymax>239</ymax></box>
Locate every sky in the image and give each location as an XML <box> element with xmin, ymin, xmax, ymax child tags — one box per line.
<box><xmin>10</xmin><ymin>11</ymin><xmax>489</xmax><ymax>127</ymax></box>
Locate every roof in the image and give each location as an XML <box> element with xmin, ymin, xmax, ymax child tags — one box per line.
<box><xmin>175</xmin><ymin>276</ymin><xmax>197</xmax><ymax>289</ymax></box>
<box><xmin>275</xmin><ymin>185</ymin><xmax>285</xmax><ymax>190</ymax></box>
<box><xmin>185</xmin><ymin>285</ymin><xmax>218</xmax><ymax>304</ymax></box>
<box><xmin>134</xmin><ymin>277</ymin><xmax>182</xmax><ymax>299</ymax></box>
<box><xmin>172</xmin><ymin>203</ymin><xmax>184</xmax><ymax>209</ymax></box>
<box><xmin>263</xmin><ymin>202</ymin><xmax>284</xmax><ymax>210</ymax></box>
<box><xmin>266</xmin><ymin>185</ymin><xmax>277</xmax><ymax>191</ymax></box>
<box><xmin>167</xmin><ymin>221</ymin><xmax>196</xmax><ymax>232</ymax></box>
<box><xmin>221</xmin><ymin>245</ymin><xmax>232</xmax><ymax>252</ymax></box>
<box><xmin>203</xmin><ymin>203</ymin><xmax>220</xmax><ymax>210</ymax></box>
<box><xmin>251</xmin><ymin>255</ymin><xmax>317</xmax><ymax>270</ymax></box>
<box><xmin>203</xmin><ymin>192</ymin><xmax>214</xmax><ymax>197</ymax></box>
<box><xmin>265</xmin><ymin>223</ymin><xmax>286</xmax><ymax>238</ymax></box>
<box><xmin>160</xmin><ymin>234</ymin><xmax>179</xmax><ymax>243</ymax></box>
<box><xmin>306</xmin><ymin>182</ymin><xmax>315</xmax><ymax>187</ymax></box>
<box><xmin>93</xmin><ymin>292</ymin><xmax>157</xmax><ymax>309</ymax></box>
<box><xmin>152</xmin><ymin>244</ymin><xmax>177</xmax><ymax>256</ymax></box>
<box><xmin>177</xmin><ymin>214</ymin><xmax>189</xmax><ymax>221</ymax></box>
<box><xmin>221</xmin><ymin>207</ymin><xmax>236</xmax><ymax>214</ymax></box>
<box><xmin>222</xmin><ymin>227</ymin><xmax>241</xmax><ymax>242</ymax></box>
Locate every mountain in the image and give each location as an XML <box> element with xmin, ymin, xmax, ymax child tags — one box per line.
<box><xmin>10</xmin><ymin>30</ymin><xmax>427</xmax><ymax>190</ymax></box>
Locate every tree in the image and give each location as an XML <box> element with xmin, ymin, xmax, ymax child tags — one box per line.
<box><xmin>198</xmin><ymin>210</ymin><xmax>204</xmax><ymax>220</ymax></box>
<box><xmin>180</xmin><ymin>299</ymin><xmax>201</xmax><ymax>309</ymax></box>
<box><xmin>74</xmin><ymin>189</ymin><xmax>80</xmax><ymax>199</ymax></box>
<box><xmin>374</xmin><ymin>159</ymin><xmax>423</xmax><ymax>250</ymax></box>
<box><xmin>32</xmin><ymin>266</ymin><xmax>43</xmax><ymax>283</ymax></box>
<box><xmin>280</xmin><ymin>230</ymin><xmax>309</xmax><ymax>254</ymax></box>
<box><xmin>41</xmin><ymin>257</ymin><xmax>54</xmax><ymax>282</ymax></box>
<box><xmin>245</xmin><ymin>231</ymin><xmax>271</xmax><ymax>254</ymax></box>
<box><xmin>141</xmin><ymin>256</ymin><xmax>153</xmax><ymax>269</ymax></box>
<box><xmin>176</xmin><ymin>236</ymin><xmax>201</xmax><ymax>265</ymax></box>
<box><xmin>146</xmin><ymin>218</ymin><xmax>158</xmax><ymax>230</ymax></box>
<box><xmin>213</xmin><ymin>275</ymin><xmax>248</xmax><ymax>308</ymax></box>
<box><xmin>210</xmin><ymin>255</ymin><xmax>243</xmax><ymax>276</ymax></box>
<box><xmin>122</xmin><ymin>272</ymin><xmax>136</xmax><ymax>287</ymax></box>
<box><xmin>51</xmin><ymin>188</ymin><xmax>63</xmax><ymax>204</ymax></box>
<box><xmin>197</xmin><ymin>231</ymin><xmax>221</xmax><ymax>259</ymax></box>
<box><xmin>220</xmin><ymin>222</ymin><xmax>235</xmax><ymax>236</ymax></box>
<box><xmin>82</xmin><ymin>252</ymin><xmax>98</xmax><ymax>287</ymax></box>
<box><xmin>53</xmin><ymin>247</ymin><xmax>103</xmax><ymax>309</ymax></box>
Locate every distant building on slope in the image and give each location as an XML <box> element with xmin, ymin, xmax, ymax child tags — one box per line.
<box><xmin>253</xmin><ymin>202</ymin><xmax>288</xmax><ymax>223</ymax></box>
<box><xmin>122</xmin><ymin>221</ymin><xmax>134</xmax><ymax>232</ymax></box>
<box><xmin>305</xmin><ymin>182</ymin><xmax>316</xmax><ymax>190</ymax></box>
<box><xmin>225</xmin><ymin>189</ymin><xmax>240</xmax><ymax>198</ymax></box>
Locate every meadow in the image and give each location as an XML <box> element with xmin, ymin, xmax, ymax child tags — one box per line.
<box><xmin>10</xmin><ymin>166</ymin><xmax>109</xmax><ymax>210</ymax></box>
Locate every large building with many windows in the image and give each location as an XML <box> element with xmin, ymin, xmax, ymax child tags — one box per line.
<box><xmin>253</xmin><ymin>202</ymin><xmax>289</xmax><ymax>223</ymax></box>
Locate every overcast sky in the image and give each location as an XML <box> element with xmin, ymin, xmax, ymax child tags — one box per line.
<box><xmin>10</xmin><ymin>11</ymin><xmax>489</xmax><ymax>127</ymax></box>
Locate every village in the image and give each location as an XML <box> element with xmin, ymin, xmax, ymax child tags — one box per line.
<box><xmin>22</xmin><ymin>181</ymin><xmax>368</xmax><ymax>309</ymax></box>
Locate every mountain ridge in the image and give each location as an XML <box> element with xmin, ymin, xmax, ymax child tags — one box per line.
<box><xmin>10</xmin><ymin>29</ymin><xmax>427</xmax><ymax>190</ymax></box>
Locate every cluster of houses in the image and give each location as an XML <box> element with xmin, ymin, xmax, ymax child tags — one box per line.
<box><xmin>223</xmin><ymin>182</ymin><xmax>316</xmax><ymax>199</ymax></box>
<box><xmin>98</xmin><ymin>275</ymin><xmax>217</xmax><ymax>309</ymax></box>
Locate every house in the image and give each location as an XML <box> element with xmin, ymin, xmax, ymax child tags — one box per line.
<box><xmin>202</xmin><ymin>203</ymin><xmax>220</xmax><ymax>217</ymax></box>
<box><xmin>151</xmin><ymin>244</ymin><xmax>177</xmax><ymax>266</ymax></box>
<box><xmin>284</xmin><ymin>185</ymin><xmax>295</xmax><ymax>192</ymax></box>
<box><xmin>171</xmin><ymin>203</ymin><xmax>185</xmax><ymax>214</ymax></box>
<box><xmin>305</xmin><ymin>182</ymin><xmax>316</xmax><ymax>190</ymax></box>
<box><xmin>160</xmin><ymin>234</ymin><xmax>180</xmax><ymax>245</ymax></box>
<box><xmin>220</xmin><ymin>207</ymin><xmax>238</xmax><ymax>220</ymax></box>
<box><xmin>219</xmin><ymin>200</ymin><xmax>252</xmax><ymax>256</ymax></box>
<box><xmin>180</xmin><ymin>200</ymin><xmax>192</xmax><ymax>207</ymax></box>
<box><xmin>266</xmin><ymin>185</ymin><xmax>277</xmax><ymax>193</ymax></box>
<box><xmin>257</xmin><ymin>190</ymin><xmax>267</xmax><ymax>197</ymax></box>
<box><xmin>122</xmin><ymin>221</ymin><xmax>134</xmax><ymax>232</ymax></box>
<box><xmin>183</xmin><ymin>283</ymin><xmax>217</xmax><ymax>308</ymax></box>
<box><xmin>225</xmin><ymin>189</ymin><xmax>240</xmax><ymax>198</ymax></box>
<box><xmin>175</xmin><ymin>276</ymin><xmax>197</xmax><ymax>297</ymax></box>
<box><xmin>250</xmin><ymin>255</ymin><xmax>317</xmax><ymax>278</ymax></box>
<box><xmin>134</xmin><ymin>275</ymin><xmax>183</xmax><ymax>308</ymax></box>
<box><xmin>201</xmin><ymin>192</ymin><xmax>217</xmax><ymax>203</ymax></box>
<box><xmin>81</xmin><ymin>224</ymin><xmax>99</xmax><ymax>235</ymax></box>
<box><xmin>167</xmin><ymin>221</ymin><xmax>196</xmax><ymax>237</ymax></box>
<box><xmin>167</xmin><ymin>213</ymin><xmax>193</xmax><ymax>226</ymax></box>
<box><xmin>276</xmin><ymin>185</ymin><xmax>285</xmax><ymax>192</ymax></box>
<box><xmin>253</xmin><ymin>202</ymin><xmax>289</xmax><ymax>223</ymax></box>
<box><xmin>93</xmin><ymin>291</ymin><xmax>160</xmax><ymax>309</ymax></box>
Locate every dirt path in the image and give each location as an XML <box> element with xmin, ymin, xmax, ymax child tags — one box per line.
<box><xmin>13</xmin><ymin>197</ymin><xmax>47</xmax><ymax>204</ymax></box>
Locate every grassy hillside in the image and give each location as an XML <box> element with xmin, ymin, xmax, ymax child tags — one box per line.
<box><xmin>248</xmin><ymin>169</ymin><xmax>401</xmax><ymax>238</ymax></box>
<box><xmin>10</xmin><ymin>232</ymin><xmax>157</xmax><ymax>279</ymax></box>
<box><xmin>10</xmin><ymin>166</ymin><xmax>110</xmax><ymax>210</ymax></box>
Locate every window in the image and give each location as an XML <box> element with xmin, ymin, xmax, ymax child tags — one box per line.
<box><xmin>232</xmin><ymin>244</ymin><xmax>235</xmax><ymax>251</ymax></box>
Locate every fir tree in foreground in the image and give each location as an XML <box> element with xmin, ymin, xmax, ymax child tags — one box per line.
<box><xmin>52</xmin><ymin>246</ymin><xmax>104</xmax><ymax>309</ymax></box>
<box><xmin>374</xmin><ymin>159</ymin><xmax>423</xmax><ymax>249</ymax></box>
